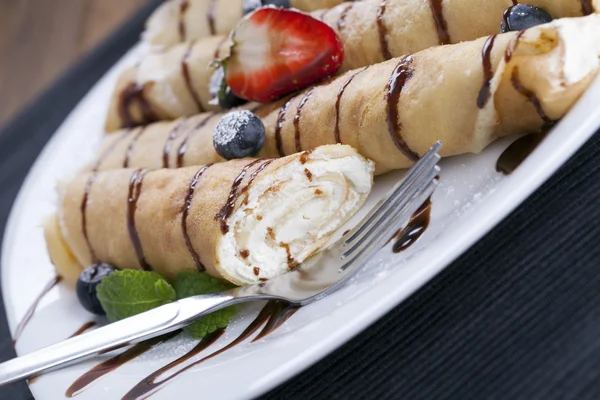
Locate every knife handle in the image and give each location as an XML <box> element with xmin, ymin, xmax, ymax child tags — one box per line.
<box><xmin>0</xmin><ymin>292</ymin><xmax>235</xmax><ymax>386</ymax></box>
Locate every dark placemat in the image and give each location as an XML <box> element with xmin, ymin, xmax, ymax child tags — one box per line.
<box><xmin>1</xmin><ymin>2</ymin><xmax>600</xmax><ymax>399</ymax></box>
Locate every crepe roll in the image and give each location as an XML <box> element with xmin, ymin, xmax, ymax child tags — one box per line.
<box><xmin>321</xmin><ymin>0</ymin><xmax>597</xmax><ymax>71</ymax></box>
<box><xmin>105</xmin><ymin>36</ymin><xmax>230</xmax><ymax>132</ymax></box>
<box><xmin>95</xmin><ymin>16</ymin><xmax>600</xmax><ymax>175</ymax></box>
<box><xmin>51</xmin><ymin>145</ymin><xmax>374</xmax><ymax>286</ymax></box>
<box><xmin>145</xmin><ymin>0</ymin><xmax>350</xmax><ymax>47</ymax></box>
<box><xmin>106</xmin><ymin>0</ymin><xmax>598</xmax><ymax>132</ymax></box>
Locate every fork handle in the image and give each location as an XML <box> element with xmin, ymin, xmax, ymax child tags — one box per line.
<box><xmin>0</xmin><ymin>292</ymin><xmax>236</xmax><ymax>386</ymax></box>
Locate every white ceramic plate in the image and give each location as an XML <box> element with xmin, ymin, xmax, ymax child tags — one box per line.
<box><xmin>2</xmin><ymin>41</ymin><xmax>600</xmax><ymax>400</ymax></box>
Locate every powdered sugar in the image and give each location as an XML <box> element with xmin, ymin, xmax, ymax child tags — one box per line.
<box><xmin>214</xmin><ymin>110</ymin><xmax>254</xmax><ymax>147</ymax></box>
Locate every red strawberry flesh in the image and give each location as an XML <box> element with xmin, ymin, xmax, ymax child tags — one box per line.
<box><xmin>226</xmin><ymin>7</ymin><xmax>344</xmax><ymax>103</ymax></box>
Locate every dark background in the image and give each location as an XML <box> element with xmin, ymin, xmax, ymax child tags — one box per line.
<box><xmin>1</xmin><ymin>1</ymin><xmax>599</xmax><ymax>399</ymax></box>
<box><xmin>0</xmin><ymin>0</ymin><xmax>147</xmax><ymax>128</ymax></box>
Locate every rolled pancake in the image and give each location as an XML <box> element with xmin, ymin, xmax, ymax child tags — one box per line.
<box><xmin>145</xmin><ymin>0</ymin><xmax>349</xmax><ymax>47</ymax></box>
<box><xmin>96</xmin><ymin>16</ymin><xmax>600</xmax><ymax>175</ymax></box>
<box><xmin>322</xmin><ymin>0</ymin><xmax>598</xmax><ymax>71</ymax></box>
<box><xmin>106</xmin><ymin>0</ymin><xmax>598</xmax><ymax>131</ymax></box>
<box><xmin>105</xmin><ymin>36</ymin><xmax>229</xmax><ymax>131</ymax></box>
<box><xmin>51</xmin><ymin>145</ymin><xmax>374</xmax><ymax>286</ymax></box>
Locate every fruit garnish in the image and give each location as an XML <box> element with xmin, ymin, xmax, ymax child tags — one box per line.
<box><xmin>95</xmin><ymin>269</ymin><xmax>237</xmax><ymax>338</ymax></box>
<box><xmin>214</xmin><ymin>110</ymin><xmax>266</xmax><ymax>160</ymax></box>
<box><xmin>173</xmin><ymin>271</ymin><xmax>236</xmax><ymax>338</ymax></box>
<box><xmin>96</xmin><ymin>270</ymin><xmax>177</xmax><ymax>323</ymax></box>
<box><xmin>501</xmin><ymin>5</ymin><xmax>552</xmax><ymax>33</ymax></box>
<box><xmin>225</xmin><ymin>7</ymin><xmax>344</xmax><ymax>102</ymax></box>
<box><xmin>76</xmin><ymin>263</ymin><xmax>116</xmax><ymax>315</ymax></box>
<box><xmin>209</xmin><ymin>65</ymin><xmax>248</xmax><ymax>109</ymax></box>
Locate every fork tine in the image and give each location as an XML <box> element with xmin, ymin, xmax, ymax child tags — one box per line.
<box><xmin>338</xmin><ymin>179</ymin><xmax>438</xmax><ymax>272</ymax></box>
<box><xmin>342</xmin><ymin>166</ymin><xmax>439</xmax><ymax>261</ymax></box>
<box><xmin>338</xmin><ymin>175</ymin><xmax>438</xmax><ymax>273</ymax></box>
<box><xmin>345</xmin><ymin>142</ymin><xmax>442</xmax><ymax>247</ymax></box>
<box><xmin>345</xmin><ymin>142</ymin><xmax>441</xmax><ymax>246</ymax></box>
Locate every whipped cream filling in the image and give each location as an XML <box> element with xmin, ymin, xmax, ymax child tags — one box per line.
<box><xmin>216</xmin><ymin>146</ymin><xmax>374</xmax><ymax>286</ymax></box>
<box><xmin>554</xmin><ymin>16</ymin><xmax>600</xmax><ymax>85</ymax></box>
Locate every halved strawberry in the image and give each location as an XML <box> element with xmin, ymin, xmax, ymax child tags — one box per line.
<box><xmin>225</xmin><ymin>7</ymin><xmax>344</xmax><ymax>103</ymax></box>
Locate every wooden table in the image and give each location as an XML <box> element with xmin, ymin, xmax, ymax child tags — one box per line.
<box><xmin>0</xmin><ymin>0</ymin><xmax>148</xmax><ymax>127</ymax></box>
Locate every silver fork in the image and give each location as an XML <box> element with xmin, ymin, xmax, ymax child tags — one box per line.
<box><xmin>0</xmin><ymin>142</ymin><xmax>441</xmax><ymax>386</ymax></box>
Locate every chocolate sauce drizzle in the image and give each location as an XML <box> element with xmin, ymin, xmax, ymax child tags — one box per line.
<box><xmin>123</xmin><ymin>330</ymin><xmax>223</xmax><ymax>400</ymax></box>
<box><xmin>512</xmin><ymin>0</ymin><xmax>519</xmax><ymax>4</ymax></box>
<box><xmin>162</xmin><ymin>119</ymin><xmax>186</xmax><ymax>168</ymax></box>
<box><xmin>68</xmin><ymin>321</ymin><xmax>97</xmax><ymax>338</ymax></box>
<box><xmin>182</xmin><ymin>165</ymin><xmax>213</xmax><ymax>272</ymax></box>
<box><xmin>293</xmin><ymin>88</ymin><xmax>315</xmax><ymax>152</ymax></box>
<box><xmin>81</xmin><ymin>131</ymin><xmax>135</xmax><ymax>261</ymax></box>
<box><xmin>182</xmin><ymin>40</ymin><xmax>205</xmax><ymax>113</ymax></box>
<box><xmin>122</xmin><ymin>301</ymin><xmax>298</xmax><ymax>400</ymax></box>
<box><xmin>280</xmin><ymin>242</ymin><xmax>298</xmax><ymax>269</ymax></box>
<box><xmin>178</xmin><ymin>0</ymin><xmax>189</xmax><ymax>41</ymax></box>
<box><xmin>12</xmin><ymin>276</ymin><xmax>62</xmax><ymax>345</ymax></box>
<box><xmin>496</xmin><ymin>130</ymin><xmax>548</xmax><ymax>175</ymax></box>
<box><xmin>81</xmin><ymin>174</ymin><xmax>99</xmax><ymax>263</ymax></box>
<box><xmin>177</xmin><ymin>113</ymin><xmax>216</xmax><ymax>168</ymax></box>
<box><xmin>30</xmin><ymin>316</ymin><xmax>91</xmax><ymax>385</ymax></box>
<box><xmin>275</xmin><ymin>97</ymin><xmax>295</xmax><ymax>157</ymax></box>
<box><xmin>386</xmin><ymin>55</ymin><xmax>420</xmax><ymax>162</ymax></box>
<box><xmin>581</xmin><ymin>0</ymin><xmax>595</xmax><ymax>15</ymax></box>
<box><xmin>428</xmin><ymin>0</ymin><xmax>451</xmax><ymax>45</ymax></box>
<box><xmin>127</xmin><ymin>169</ymin><xmax>152</xmax><ymax>271</ymax></box>
<box><xmin>252</xmin><ymin>301</ymin><xmax>299</xmax><ymax>341</ymax></box>
<box><xmin>334</xmin><ymin>67</ymin><xmax>368</xmax><ymax>144</ymax></box>
<box><xmin>216</xmin><ymin>159</ymin><xmax>265</xmax><ymax>234</ymax></box>
<box><xmin>118</xmin><ymin>82</ymin><xmax>158</xmax><ymax>129</ymax></box>
<box><xmin>207</xmin><ymin>0</ymin><xmax>217</xmax><ymax>35</ymax></box>
<box><xmin>511</xmin><ymin>66</ymin><xmax>554</xmax><ymax>126</ymax></box>
<box><xmin>504</xmin><ymin>30</ymin><xmax>525</xmax><ymax>63</ymax></box>
<box><xmin>337</xmin><ymin>3</ymin><xmax>354</xmax><ymax>32</ymax></box>
<box><xmin>70</xmin><ymin>303</ymin><xmax>298</xmax><ymax>398</ymax></box>
<box><xmin>376</xmin><ymin>0</ymin><xmax>392</xmax><ymax>60</ymax></box>
<box><xmin>477</xmin><ymin>34</ymin><xmax>497</xmax><ymax>109</ymax></box>
<box><xmin>502</xmin><ymin>6</ymin><xmax>514</xmax><ymax>33</ymax></box>
<box><xmin>391</xmin><ymin>198</ymin><xmax>431</xmax><ymax>253</ymax></box>
<box><xmin>123</xmin><ymin>127</ymin><xmax>146</xmax><ymax>168</ymax></box>
<box><xmin>31</xmin><ymin>323</ymin><xmax>94</xmax><ymax>385</ymax></box>
<box><xmin>240</xmin><ymin>159</ymin><xmax>275</xmax><ymax>205</ymax></box>
<box><xmin>65</xmin><ymin>331</ymin><xmax>180</xmax><ymax>397</ymax></box>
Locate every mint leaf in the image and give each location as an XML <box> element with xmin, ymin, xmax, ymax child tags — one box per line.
<box><xmin>96</xmin><ymin>270</ymin><xmax>177</xmax><ymax>323</ymax></box>
<box><xmin>174</xmin><ymin>271</ymin><xmax>237</xmax><ymax>338</ymax></box>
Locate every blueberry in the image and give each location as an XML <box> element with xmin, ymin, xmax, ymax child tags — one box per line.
<box><xmin>214</xmin><ymin>110</ymin><xmax>266</xmax><ymax>160</ymax></box>
<box><xmin>262</xmin><ymin>0</ymin><xmax>291</xmax><ymax>7</ymax></box>
<box><xmin>243</xmin><ymin>0</ymin><xmax>290</xmax><ymax>14</ymax></box>
<box><xmin>501</xmin><ymin>4</ymin><xmax>552</xmax><ymax>33</ymax></box>
<box><xmin>243</xmin><ymin>0</ymin><xmax>262</xmax><ymax>14</ymax></box>
<box><xmin>76</xmin><ymin>263</ymin><xmax>116</xmax><ymax>315</ymax></box>
<box><xmin>209</xmin><ymin>67</ymin><xmax>248</xmax><ymax>109</ymax></box>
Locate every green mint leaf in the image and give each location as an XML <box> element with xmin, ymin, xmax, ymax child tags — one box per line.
<box><xmin>96</xmin><ymin>270</ymin><xmax>177</xmax><ymax>323</ymax></box>
<box><xmin>183</xmin><ymin>304</ymin><xmax>237</xmax><ymax>339</ymax></box>
<box><xmin>174</xmin><ymin>271</ymin><xmax>236</xmax><ymax>338</ymax></box>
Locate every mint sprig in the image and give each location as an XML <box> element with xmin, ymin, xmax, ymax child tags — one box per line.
<box><xmin>96</xmin><ymin>269</ymin><xmax>237</xmax><ymax>338</ymax></box>
<box><xmin>174</xmin><ymin>271</ymin><xmax>237</xmax><ymax>339</ymax></box>
<box><xmin>96</xmin><ymin>270</ymin><xmax>177</xmax><ymax>323</ymax></box>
